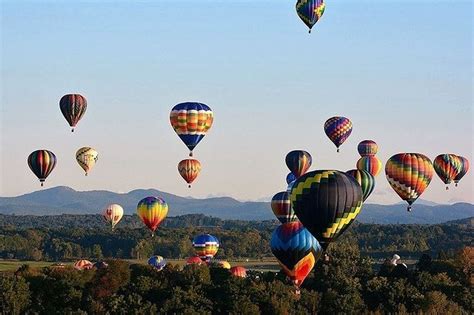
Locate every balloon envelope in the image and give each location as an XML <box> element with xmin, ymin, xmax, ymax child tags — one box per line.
<box><xmin>454</xmin><ymin>156</ymin><xmax>470</xmax><ymax>186</ymax></box>
<box><xmin>385</xmin><ymin>153</ymin><xmax>434</xmax><ymax>211</ymax></box>
<box><xmin>74</xmin><ymin>259</ymin><xmax>93</xmax><ymax>270</ymax></box>
<box><xmin>433</xmin><ymin>154</ymin><xmax>462</xmax><ymax>186</ymax></box>
<box><xmin>27</xmin><ymin>150</ymin><xmax>57</xmax><ymax>186</ymax></box>
<box><xmin>285</xmin><ymin>150</ymin><xmax>312</xmax><ymax>178</ymax></box>
<box><xmin>148</xmin><ymin>255</ymin><xmax>167</xmax><ymax>271</ymax></box>
<box><xmin>270</xmin><ymin>221</ymin><xmax>322</xmax><ymax>287</ymax></box>
<box><xmin>356</xmin><ymin>156</ymin><xmax>382</xmax><ymax>177</ymax></box>
<box><xmin>324</xmin><ymin>117</ymin><xmax>353</xmax><ymax>151</ymax></box>
<box><xmin>193</xmin><ymin>234</ymin><xmax>219</xmax><ymax>261</ymax></box>
<box><xmin>59</xmin><ymin>94</ymin><xmax>87</xmax><ymax>132</ymax></box>
<box><xmin>186</xmin><ymin>256</ymin><xmax>204</xmax><ymax>265</ymax></box>
<box><xmin>346</xmin><ymin>169</ymin><xmax>375</xmax><ymax>202</ymax></box>
<box><xmin>102</xmin><ymin>204</ymin><xmax>124</xmax><ymax>230</ymax></box>
<box><xmin>178</xmin><ymin>159</ymin><xmax>201</xmax><ymax>187</ymax></box>
<box><xmin>76</xmin><ymin>147</ymin><xmax>98</xmax><ymax>176</ymax></box>
<box><xmin>136</xmin><ymin>197</ymin><xmax>168</xmax><ymax>234</ymax></box>
<box><xmin>170</xmin><ymin>102</ymin><xmax>213</xmax><ymax>156</ymax></box>
<box><xmin>290</xmin><ymin>170</ymin><xmax>363</xmax><ymax>250</ymax></box>
<box><xmin>295</xmin><ymin>0</ymin><xmax>325</xmax><ymax>32</ymax></box>
<box><xmin>286</xmin><ymin>172</ymin><xmax>297</xmax><ymax>185</ymax></box>
<box><xmin>230</xmin><ymin>266</ymin><xmax>247</xmax><ymax>278</ymax></box>
<box><xmin>271</xmin><ymin>191</ymin><xmax>298</xmax><ymax>224</ymax></box>
<box><xmin>357</xmin><ymin>140</ymin><xmax>378</xmax><ymax>156</ymax></box>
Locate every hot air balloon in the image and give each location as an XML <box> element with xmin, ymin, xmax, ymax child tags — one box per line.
<box><xmin>385</xmin><ymin>153</ymin><xmax>434</xmax><ymax>211</ymax></box>
<box><xmin>285</xmin><ymin>150</ymin><xmax>312</xmax><ymax>178</ymax></box>
<box><xmin>270</xmin><ymin>221</ymin><xmax>323</xmax><ymax>290</ymax></box>
<box><xmin>148</xmin><ymin>255</ymin><xmax>167</xmax><ymax>271</ymax></box>
<box><xmin>324</xmin><ymin>117</ymin><xmax>353</xmax><ymax>152</ymax></box>
<box><xmin>433</xmin><ymin>154</ymin><xmax>462</xmax><ymax>190</ymax></box>
<box><xmin>102</xmin><ymin>204</ymin><xmax>124</xmax><ymax>230</ymax></box>
<box><xmin>170</xmin><ymin>102</ymin><xmax>213</xmax><ymax>156</ymax></box>
<box><xmin>230</xmin><ymin>266</ymin><xmax>247</xmax><ymax>278</ymax></box>
<box><xmin>286</xmin><ymin>172</ymin><xmax>297</xmax><ymax>185</ymax></box>
<box><xmin>59</xmin><ymin>94</ymin><xmax>87</xmax><ymax>132</ymax></box>
<box><xmin>186</xmin><ymin>256</ymin><xmax>204</xmax><ymax>265</ymax></box>
<box><xmin>454</xmin><ymin>156</ymin><xmax>470</xmax><ymax>187</ymax></box>
<box><xmin>210</xmin><ymin>260</ymin><xmax>231</xmax><ymax>269</ymax></box>
<box><xmin>193</xmin><ymin>234</ymin><xmax>219</xmax><ymax>262</ymax></box>
<box><xmin>346</xmin><ymin>169</ymin><xmax>375</xmax><ymax>202</ymax></box>
<box><xmin>27</xmin><ymin>150</ymin><xmax>57</xmax><ymax>186</ymax></box>
<box><xmin>76</xmin><ymin>147</ymin><xmax>98</xmax><ymax>176</ymax></box>
<box><xmin>290</xmin><ymin>170</ymin><xmax>363</xmax><ymax>250</ymax></box>
<box><xmin>295</xmin><ymin>0</ymin><xmax>325</xmax><ymax>33</ymax></box>
<box><xmin>74</xmin><ymin>259</ymin><xmax>93</xmax><ymax>270</ymax></box>
<box><xmin>357</xmin><ymin>140</ymin><xmax>378</xmax><ymax>156</ymax></box>
<box><xmin>136</xmin><ymin>197</ymin><xmax>168</xmax><ymax>236</ymax></box>
<box><xmin>356</xmin><ymin>156</ymin><xmax>382</xmax><ymax>177</ymax></box>
<box><xmin>271</xmin><ymin>191</ymin><xmax>298</xmax><ymax>224</ymax></box>
<box><xmin>178</xmin><ymin>159</ymin><xmax>201</xmax><ymax>188</ymax></box>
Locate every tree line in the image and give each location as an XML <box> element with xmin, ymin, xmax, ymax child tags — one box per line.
<box><xmin>0</xmin><ymin>214</ymin><xmax>472</xmax><ymax>261</ymax></box>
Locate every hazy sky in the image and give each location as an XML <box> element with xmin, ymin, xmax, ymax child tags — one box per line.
<box><xmin>1</xmin><ymin>0</ymin><xmax>472</xmax><ymax>204</ymax></box>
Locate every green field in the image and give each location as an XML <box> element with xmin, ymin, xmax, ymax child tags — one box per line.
<box><xmin>0</xmin><ymin>259</ymin><xmax>281</xmax><ymax>273</ymax></box>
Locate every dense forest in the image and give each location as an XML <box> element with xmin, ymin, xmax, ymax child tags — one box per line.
<box><xmin>0</xmin><ymin>214</ymin><xmax>472</xmax><ymax>261</ymax></box>
<box><xmin>1</xmin><ymin>242</ymin><xmax>472</xmax><ymax>314</ymax></box>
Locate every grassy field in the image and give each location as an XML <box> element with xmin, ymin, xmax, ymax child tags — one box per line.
<box><xmin>0</xmin><ymin>259</ymin><xmax>281</xmax><ymax>273</ymax></box>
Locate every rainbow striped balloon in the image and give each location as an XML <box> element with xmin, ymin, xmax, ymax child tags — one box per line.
<box><xmin>193</xmin><ymin>234</ymin><xmax>219</xmax><ymax>261</ymax></box>
<box><xmin>170</xmin><ymin>102</ymin><xmax>213</xmax><ymax>156</ymax></box>
<box><xmin>136</xmin><ymin>197</ymin><xmax>168</xmax><ymax>236</ymax></box>
<box><xmin>357</xmin><ymin>155</ymin><xmax>382</xmax><ymax>177</ymax></box>
<box><xmin>357</xmin><ymin>140</ymin><xmax>378</xmax><ymax>156</ymax></box>
<box><xmin>385</xmin><ymin>153</ymin><xmax>434</xmax><ymax>211</ymax></box>
<box><xmin>271</xmin><ymin>191</ymin><xmax>298</xmax><ymax>224</ymax></box>
<box><xmin>346</xmin><ymin>169</ymin><xmax>375</xmax><ymax>202</ymax></box>
<box><xmin>433</xmin><ymin>154</ymin><xmax>462</xmax><ymax>189</ymax></box>
<box><xmin>454</xmin><ymin>156</ymin><xmax>470</xmax><ymax>187</ymax></box>
<box><xmin>324</xmin><ymin>117</ymin><xmax>353</xmax><ymax>152</ymax></box>
<box><xmin>270</xmin><ymin>221</ymin><xmax>322</xmax><ymax>288</ymax></box>
<box><xmin>178</xmin><ymin>159</ymin><xmax>201</xmax><ymax>188</ymax></box>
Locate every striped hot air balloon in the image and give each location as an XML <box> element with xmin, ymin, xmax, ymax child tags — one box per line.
<box><xmin>193</xmin><ymin>234</ymin><xmax>219</xmax><ymax>262</ymax></box>
<box><xmin>102</xmin><ymin>204</ymin><xmax>124</xmax><ymax>230</ymax></box>
<box><xmin>74</xmin><ymin>259</ymin><xmax>93</xmax><ymax>270</ymax></box>
<box><xmin>27</xmin><ymin>150</ymin><xmax>57</xmax><ymax>186</ymax></box>
<box><xmin>290</xmin><ymin>170</ymin><xmax>363</xmax><ymax>251</ymax></box>
<box><xmin>186</xmin><ymin>256</ymin><xmax>204</xmax><ymax>265</ymax></box>
<box><xmin>271</xmin><ymin>191</ymin><xmax>298</xmax><ymax>224</ymax></box>
<box><xmin>285</xmin><ymin>150</ymin><xmax>312</xmax><ymax>178</ymax></box>
<box><xmin>346</xmin><ymin>169</ymin><xmax>375</xmax><ymax>202</ymax></box>
<box><xmin>136</xmin><ymin>197</ymin><xmax>168</xmax><ymax>236</ymax></box>
<box><xmin>357</xmin><ymin>140</ymin><xmax>378</xmax><ymax>156</ymax></box>
<box><xmin>295</xmin><ymin>0</ymin><xmax>325</xmax><ymax>33</ymax></box>
<box><xmin>385</xmin><ymin>153</ymin><xmax>434</xmax><ymax>211</ymax></box>
<box><xmin>270</xmin><ymin>221</ymin><xmax>322</xmax><ymax>288</ymax></box>
<box><xmin>433</xmin><ymin>154</ymin><xmax>462</xmax><ymax>189</ymax></box>
<box><xmin>76</xmin><ymin>147</ymin><xmax>98</xmax><ymax>176</ymax></box>
<box><xmin>59</xmin><ymin>94</ymin><xmax>87</xmax><ymax>132</ymax></box>
<box><xmin>210</xmin><ymin>260</ymin><xmax>231</xmax><ymax>269</ymax></box>
<box><xmin>230</xmin><ymin>266</ymin><xmax>247</xmax><ymax>278</ymax></box>
<box><xmin>324</xmin><ymin>117</ymin><xmax>353</xmax><ymax>152</ymax></box>
<box><xmin>356</xmin><ymin>155</ymin><xmax>382</xmax><ymax>177</ymax></box>
<box><xmin>170</xmin><ymin>102</ymin><xmax>213</xmax><ymax>156</ymax></box>
<box><xmin>178</xmin><ymin>159</ymin><xmax>201</xmax><ymax>188</ymax></box>
<box><xmin>454</xmin><ymin>156</ymin><xmax>470</xmax><ymax>187</ymax></box>
<box><xmin>286</xmin><ymin>172</ymin><xmax>297</xmax><ymax>185</ymax></box>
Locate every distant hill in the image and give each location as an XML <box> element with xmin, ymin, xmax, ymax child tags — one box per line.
<box><xmin>0</xmin><ymin>186</ymin><xmax>473</xmax><ymax>224</ymax></box>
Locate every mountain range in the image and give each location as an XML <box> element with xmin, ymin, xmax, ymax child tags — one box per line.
<box><xmin>0</xmin><ymin>186</ymin><xmax>473</xmax><ymax>224</ymax></box>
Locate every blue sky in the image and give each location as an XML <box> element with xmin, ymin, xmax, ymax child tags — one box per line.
<box><xmin>1</xmin><ymin>0</ymin><xmax>472</xmax><ymax>204</ymax></box>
